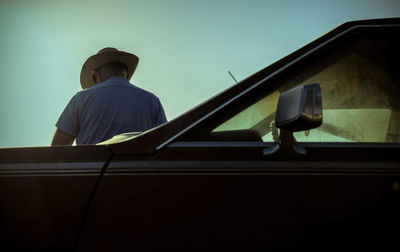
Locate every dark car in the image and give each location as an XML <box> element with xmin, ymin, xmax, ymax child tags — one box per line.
<box><xmin>1</xmin><ymin>18</ymin><xmax>400</xmax><ymax>251</ymax></box>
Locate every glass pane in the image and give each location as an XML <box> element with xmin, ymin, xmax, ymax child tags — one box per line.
<box><xmin>190</xmin><ymin>31</ymin><xmax>400</xmax><ymax>143</ymax></box>
<box><xmin>213</xmin><ymin>91</ymin><xmax>280</xmax><ymax>142</ymax></box>
<box><xmin>293</xmin><ymin>42</ymin><xmax>400</xmax><ymax>142</ymax></box>
<box><xmin>294</xmin><ymin>109</ymin><xmax>392</xmax><ymax>142</ymax></box>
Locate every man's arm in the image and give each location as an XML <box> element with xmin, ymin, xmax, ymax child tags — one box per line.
<box><xmin>51</xmin><ymin>128</ymin><xmax>75</xmax><ymax>146</ymax></box>
<box><xmin>155</xmin><ymin>99</ymin><xmax>167</xmax><ymax>126</ymax></box>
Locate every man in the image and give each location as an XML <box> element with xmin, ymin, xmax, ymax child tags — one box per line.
<box><xmin>51</xmin><ymin>47</ymin><xmax>167</xmax><ymax>145</ymax></box>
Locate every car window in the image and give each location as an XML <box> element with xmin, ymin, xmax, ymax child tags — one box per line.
<box><xmin>212</xmin><ymin>91</ymin><xmax>280</xmax><ymax>142</ymax></box>
<box><xmin>194</xmin><ymin>32</ymin><xmax>400</xmax><ymax>143</ymax></box>
<box><xmin>293</xmin><ymin>37</ymin><xmax>400</xmax><ymax>143</ymax></box>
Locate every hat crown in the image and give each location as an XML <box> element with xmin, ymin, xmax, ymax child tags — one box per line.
<box><xmin>81</xmin><ymin>47</ymin><xmax>139</xmax><ymax>89</ymax></box>
<box><xmin>97</xmin><ymin>47</ymin><xmax>118</xmax><ymax>54</ymax></box>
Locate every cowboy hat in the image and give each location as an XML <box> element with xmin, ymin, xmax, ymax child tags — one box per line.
<box><xmin>80</xmin><ymin>47</ymin><xmax>139</xmax><ymax>89</ymax></box>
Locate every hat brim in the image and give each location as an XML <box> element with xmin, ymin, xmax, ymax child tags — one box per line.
<box><xmin>80</xmin><ymin>50</ymin><xmax>139</xmax><ymax>89</ymax></box>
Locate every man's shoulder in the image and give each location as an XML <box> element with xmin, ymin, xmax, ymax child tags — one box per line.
<box><xmin>78</xmin><ymin>80</ymin><xmax>161</xmax><ymax>104</ymax></box>
<box><xmin>131</xmin><ymin>85</ymin><xmax>160</xmax><ymax>100</ymax></box>
<box><xmin>70</xmin><ymin>89</ymin><xmax>91</xmax><ymax>101</ymax></box>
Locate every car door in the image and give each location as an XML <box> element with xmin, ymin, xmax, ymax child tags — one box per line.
<box><xmin>77</xmin><ymin>20</ymin><xmax>400</xmax><ymax>250</ymax></box>
<box><xmin>0</xmin><ymin>145</ymin><xmax>110</xmax><ymax>251</ymax></box>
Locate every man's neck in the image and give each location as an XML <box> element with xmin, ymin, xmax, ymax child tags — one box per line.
<box><xmin>101</xmin><ymin>75</ymin><xmax>128</xmax><ymax>83</ymax></box>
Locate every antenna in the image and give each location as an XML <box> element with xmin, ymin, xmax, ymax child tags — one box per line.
<box><xmin>228</xmin><ymin>71</ymin><xmax>238</xmax><ymax>83</ymax></box>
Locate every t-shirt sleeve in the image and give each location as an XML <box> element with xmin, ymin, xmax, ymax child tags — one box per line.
<box><xmin>155</xmin><ymin>98</ymin><xmax>167</xmax><ymax>126</ymax></box>
<box><xmin>55</xmin><ymin>93</ymin><xmax>80</xmax><ymax>136</ymax></box>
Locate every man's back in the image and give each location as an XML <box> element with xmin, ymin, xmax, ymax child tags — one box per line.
<box><xmin>56</xmin><ymin>77</ymin><xmax>167</xmax><ymax>144</ymax></box>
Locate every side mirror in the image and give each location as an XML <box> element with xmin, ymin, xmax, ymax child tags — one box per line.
<box><xmin>264</xmin><ymin>83</ymin><xmax>322</xmax><ymax>157</ymax></box>
<box><xmin>275</xmin><ymin>83</ymin><xmax>322</xmax><ymax>132</ymax></box>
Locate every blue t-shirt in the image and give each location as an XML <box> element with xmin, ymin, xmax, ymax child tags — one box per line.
<box><xmin>56</xmin><ymin>77</ymin><xmax>167</xmax><ymax>144</ymax></box>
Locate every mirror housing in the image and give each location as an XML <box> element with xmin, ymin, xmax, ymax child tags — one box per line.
<box><xmin>275</xmin><ymin>83</ymin><xmax>322</xmax><ymax>132</ymax></box>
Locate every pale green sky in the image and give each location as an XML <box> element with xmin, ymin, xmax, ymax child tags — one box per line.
<box><xmin>0</xmin><ymin>0</ymin><xmax>399</xmax><ymax>147</ymax></box>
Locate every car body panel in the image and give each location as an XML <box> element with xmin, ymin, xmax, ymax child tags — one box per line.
<box><xmin>79</xmin><ymin>170</ymin><xmax>399</xmax><ymax>250</ymax></box>
<box><xmin>78</xmin><ymin>141</ymin><xmax>400</xmax><ymax>249</ymax></box>
<box><xmin>0</xmin><ymin>146</ymin><xmax>110</xmax><ymax>250</ymax></box>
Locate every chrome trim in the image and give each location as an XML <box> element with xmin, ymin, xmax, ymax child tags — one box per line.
<box><xmin>106</xmin><ymin>160</ymin><xmax>400</xmax><ymax>174</ymax></box>
<box><xmin>168</xmin><ymin>141</ymin><xmax>273</xmax><ymax>148</ymax></box>
<box><xmin>0</xmin><ymin>162</ymin><xmax>104</xmax><ymax>174</ymax></box>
